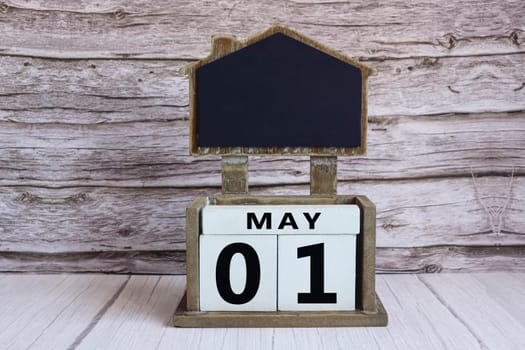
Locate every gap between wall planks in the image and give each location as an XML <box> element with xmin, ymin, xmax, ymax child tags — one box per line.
<box><xmin>0</xmin><ymin>0</ymin><xmax>524</xmax><ymax>273</ymax></box>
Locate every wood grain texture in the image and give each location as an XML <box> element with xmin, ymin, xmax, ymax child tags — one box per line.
<box><xmin>0</xmin><ymin>0</ymin><xmax>523</xmax><ymax>60</ymax></box>
<box><xmin>310</xmin><ymin>156</ymin><xmax>338</xmax><ymax>195</ymax></box>
<box><xmin>0</xmin><ymin>250</ymin><xmax>185</xmax><ymax>274</ymax></box>
<box><xmin>0</xmin><ymin>177</ymin><xmax>523</xmax><ymax>252</ymax></box>
<box><xmin>1</xmin><ymin>56</ymin><xmax>524</xmax><ymax>122</ymax></box>
<box><xmin>377</xmin><ymin>245</ymin><xmax>525</xmax><ymax>273</ymax></box>
<box><xmin>0</xmin><ymin>57</ymin><xmax>188</xmax><ymax>123</ymax></box>
<box><xmin>0</xmin><ymin>175</ymin><xmax>523</xmax><ymax>273</ymax></box>
<box><xmin>0</xmin><ymin>187</ymin><xmax>198</xmax><ymax>252</ymax></box>
<box><xmin>2</xmin><ymin>246</ymin><xmax>522</xmax><ymax>275</ymax></box>
<box><xmin>0</xmin><ymin>274</ymin><xmax>128</xmax><ymax>349</ymax></box>
<box><xmin>185</xmin><ymin>197</ymin><xmax>207</xmax><ymax>310</ymax></box>
<box><xmin>75</xmin><ymin>275</ymin><xmax>186</xmax><ymax>350</ymax></box>
<box><xmin>420</xmin><ymin>273</ymin><xmax>525</xmax><ymax>349</ymax></box>
<box><xmin>369</xmin><ymin>55</ymin><xmax>525</xmax><ymax>116</ymax></box>
<box><xmin>355</xmin><ymin>196</ymin><xmax>377</xmax><ymax>311</ymax></box>
<box><xmin>173</xmin><ymin>294</ymin><xmax>387</xmax><ymax>327</ymax></box>
<box><xmin>3</xmin><ymin>273</ymin><xmax>523</xmax><ymax>349</ymax></box>
<box><xmin>0</xmin><ymin>0</ymin><xmax>523</xmax><ymax>273</ymax></box>
<box><xmin>471</xmin><ymin>272</ymin><xmax>525</xmax><ymax>325</ymax></box>
<box><xmin>0</xmin><ymin>113</ymin><xmax>523</xmax><ymax>187</ymax></box>
<box><xmin>221</xmin><ymin>156</ymin><xmax>249</xmax><ymax>194</ymax></box>
<box><xmin>367</xmin><ymin>275</ymin><xmax>482</xmax><ymax>349</ymax></box>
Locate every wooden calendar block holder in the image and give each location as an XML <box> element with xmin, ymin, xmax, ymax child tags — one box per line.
<box><xmin>173</xmin><ymin>174</ymin><xmax>388</xmax><ymax>327</ymax></box>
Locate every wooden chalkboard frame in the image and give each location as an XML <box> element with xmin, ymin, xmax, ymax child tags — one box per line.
<box><xmin>183</xmin><ymin>25</ymin><xmax>375</xmax><ymax>156</ymax></box>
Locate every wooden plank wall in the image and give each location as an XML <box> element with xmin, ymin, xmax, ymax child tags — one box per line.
<box><xmin>0</xmin><ymin>0</ymin><xmax>523</xmax><ymax>274</ymax></box>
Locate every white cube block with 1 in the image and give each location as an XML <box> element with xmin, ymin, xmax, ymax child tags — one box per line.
<box><xmin>278</xmin><ymin>235</ymin><xmax>358</xmax><ymax>311</ymax></box>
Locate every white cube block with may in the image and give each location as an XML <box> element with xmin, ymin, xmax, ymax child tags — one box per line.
<box><xmin>199</xmin><ymin>204</ymin><xmax>360</xmax><ymax>312</ymax></box>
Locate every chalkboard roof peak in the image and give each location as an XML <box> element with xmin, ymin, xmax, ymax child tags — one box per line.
<box><xmin>182</xmin><ymin>25</ymin><xmax>376</xmax><ymax>76</ymax></box>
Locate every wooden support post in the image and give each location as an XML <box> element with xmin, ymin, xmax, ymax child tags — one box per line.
<box><xmin>310</xmin><ymin>156</ymin><xmax>337</xmax><ymax>195</ymax></box>
<box><xmin>185</xmin><ymin>196</ymin><xmax>208</xmax><ymax>311</ymax></box>
<box><xmin>355</xmin><ymin>195</ymin><xmax>378</xmax><ymax>313</ymax></box>
<box><xmin>222</xmin><ymin>156</ymin><xmax>248</xmax><ymax>194</ymax></box>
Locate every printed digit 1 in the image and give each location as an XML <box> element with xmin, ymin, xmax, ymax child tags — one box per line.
<box><xmin>215</xmin><ymin>242</ymin><xmax>261</xmax><ymax>304</ymax></box>
<box><xmin>297</xmin><ymin>243</ymin><xmax>337</xmax><ymax>303</ymax></box>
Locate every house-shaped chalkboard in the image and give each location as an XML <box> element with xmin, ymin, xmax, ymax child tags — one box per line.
<box><xmin>185</xmin><ymin>25</ymin><xmax>374</xmax><ymax>156</ymax></box>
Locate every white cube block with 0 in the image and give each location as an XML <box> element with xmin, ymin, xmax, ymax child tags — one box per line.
<box><xmin>199</xmin><ymin>235</ymin><xmax>277</xmax><ymax>311</ymax></box>
<box><xmin>278</xmin><ymin>235</ymin><xmax>358</xmax><ymax>311</ymax></box>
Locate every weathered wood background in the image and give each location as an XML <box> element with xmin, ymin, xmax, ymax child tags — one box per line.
<box><xmin>0</xmin><ymin>0</ymin><xmax>523</xmax><ymax>274</ymax></box>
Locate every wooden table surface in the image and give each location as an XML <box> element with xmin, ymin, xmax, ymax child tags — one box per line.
<box><xmin>1</xmin><ymin>273</ymin><xmax>524</xmax><ymax>350</ymax></box>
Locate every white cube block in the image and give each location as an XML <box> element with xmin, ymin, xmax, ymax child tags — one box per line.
<box><xmin>202</xmin><ymin>205</ymin><xmax>360</xmax><ymax>235</ymax></box>
<box><xmin>278</xmin><ymin>235</ymin><xmax>357</xmax><ymax>311</ymax></box>
<box><xmin>199</xmin><ymin>235</ymin><xmax>277</xmax><ymax>311</ymax></box>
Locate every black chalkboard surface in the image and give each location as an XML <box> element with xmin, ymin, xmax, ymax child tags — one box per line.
<box><xmin>196</xmin><ymin>33</ymin><xmax>363</xmax><ymax>149</ymax></box>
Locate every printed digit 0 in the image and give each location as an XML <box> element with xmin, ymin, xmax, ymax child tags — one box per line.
<box><xmin>215</xmin><ymin>243</ymin><xmax>261</xmax><ymax>304</ymax></box>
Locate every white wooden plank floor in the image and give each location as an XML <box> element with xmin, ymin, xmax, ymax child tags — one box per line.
<box><xmin>0</xmin><ymin>273</ymin><xmax>523</xmax><ymax>350</ymax></box>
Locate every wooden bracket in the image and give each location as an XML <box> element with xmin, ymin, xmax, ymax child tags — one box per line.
<box><xmin>221</xmin><ymin>156</ymin><xmax>248</xmax><ymax>194</ymax></box>
<box><xmin>310</xmin><ymin>156</ymin><xmax>337</xmax><ymax>195</ymax></box>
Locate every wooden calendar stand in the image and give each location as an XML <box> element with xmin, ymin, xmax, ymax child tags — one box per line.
<box><xmin>173</xmin><ymin>157</ymin><xmax>388</xmax><ymax>327</ymax></box>
<box><xmin>173</xmin><ymin>26</ymin><xmax>387</xmax><ymax>327</ymax></box>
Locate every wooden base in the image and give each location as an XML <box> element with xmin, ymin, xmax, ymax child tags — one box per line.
<box><xmin>173</xmin><ymin>292</ymin><xmax>388</xmax><ymax>328</ymax></box>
